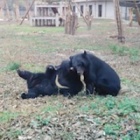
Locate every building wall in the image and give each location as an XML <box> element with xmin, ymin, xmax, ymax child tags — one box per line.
<box><xmin>106</xmin><ymin>1</ymin><xmax>115</xmax><ymax>19</ymax></box>
<box><xmin>72</xmin><ymin>0</ymin><xmax>115</xmax><ymax>19</ymax></box>
<box><xmin>120</xmin><ymin>6</ymin><xmax>129</xmax><ymax>19</ymax></box>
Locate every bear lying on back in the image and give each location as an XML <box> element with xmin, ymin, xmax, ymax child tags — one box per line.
<box><xmin>69</xmin><ymin>51</ymin><xmax>121</xmax><ymax>96</ymax></box>
<box><xmin>17</xmin><ymin>60</ymin><xmax>83</xmax><ymax>99</ymax></box>
<box><xmin>17</xmin><ymin>65</ymin><xmax>57</xmax><ymax>99</ymax></box>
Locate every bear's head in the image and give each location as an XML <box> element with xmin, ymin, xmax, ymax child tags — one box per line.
<box><xmin>69</xmin><ymin>51</ymin><xmax>89</xmax><ymax>74</ymax></box>
<box><xmin>54</xmin><ymin>60</ymin><xmax>76</xmax><ymax>89</ymax></box>
<box><xmin>58</xmin><ymin>60</ymin><xmax>77</xmax><ymax>77</ymax></box>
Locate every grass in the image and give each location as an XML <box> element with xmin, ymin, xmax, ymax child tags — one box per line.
<box><xmin>61</xmin><ymin>131</ymin><xmax>74</xmax><ymax>140</ymax></box>
<box><xmin>30</xmin><ymin>116</ymin><xmax>51</xmax><ymax>128</ymax></box>
<box><xmin>0</xmin><ymin>129</ymin><xmax>23</xmax><ymax>139</ymax></box>
<box><xmin>78</xmin><ymin>95</ymin><xmax>139</xmax><ymax>117</ymax></box>
<box><xmin>109</xmin><ymin>44</ymin><xmax>140</xmax><ymax>63</ymax></box>
<box><xmin>0</xmin><ymin>96</ymin><xmax>139</xmax><ymax>139</ymax></box>
<box><xmin>78</xmin><ymin>96</ymin><xmax>140</xmax><ymax>139</ymax></box>
<box><xmin>24</xmin><ymin>63</ymin><xmax>45</xmax><ymax>72</ymax></box>
<box><xmin>41</xmin><ymin>104</ymin><xmax>62</xmax><ymax>114</ymax></box>
<box><xmin>0</xmin><ymin>24</ymin><xmax>64</xmax><ymax>34</ymax></box>
<box><xmin>6</xmin><ymin>62</ymin><xmax>21</xmax><ymax>71</ymax></box>
<box><xmin>117</xmin><ymin>98</ymin><xmax>139</xmax><ymax>116</ymax></box>
<box><xmin>109</xmin><ymin>44</ymin><xmax>128</xmax><ymax>56</ymax></box>
<box><xmin>0</xmin><ymin>19</ymin><xmax>140</xmax><ymax>139</ymax></box>
<box><xmin>0</xmin><ymin>111</ymin><xmax>19</xmax><ymax>123</ymax></box>
<box><xmin>0</xmin><ymin>62</ymin><xmax>21</xmax><ymax>73</ymax></box>
<box><xmin>121</xmin><ymin>78</ymin><xmax>140</xmax><ymax>93</ymax></box>
<box><xmin>129</xmin><ymin>49</ymin><xmax>140</xmax><ymax>63</ymax></box>
<box><xmin>104</xmin><ymin>123</ymin><xmax>121</xmax><ymax>136</ymax></box>
<box><xmin>122</xmin><ymin>132</ymin><xmax>140</xmax><ymax>140</ymax></box>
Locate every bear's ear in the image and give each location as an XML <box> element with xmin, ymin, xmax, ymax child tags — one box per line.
<box><xmin>46</xmin><ymin>65</ymin><xmax>55</xmax><ymax>71</ymax></box>
<box><xmin>46</xmin><ymin>65</ymin><xmax>57</xmax><ymax>75</ymax></box>
<box><xmin>17</xmin><ymin>69</ymin><xmax>32</xmax><ymax>80</ymax></box>
<box><xmin>82</xmin><ymin>50</ymin><xmax>87</xmax><ymax>57</ymax></box>
<box><xmin>84</xmin><ymin>50</ymin><xmax>87</xmax><ymax>55</ymax></box>
<box><xmin>69</xmin><ymin>56</ymin><xmax>73</xmax><ymax>60</ymax></box>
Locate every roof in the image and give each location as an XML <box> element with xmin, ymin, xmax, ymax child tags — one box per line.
<box><xmin>73</xmin><ymin>0</ymin><xmax>112</xmax><ymax>2</ymax></box>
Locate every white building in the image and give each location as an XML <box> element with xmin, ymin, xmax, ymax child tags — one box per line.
<box><xmin>72</xmin><ymin>0</ymin><xmax>129</xmax><ymax>19</ymax></box>
<box><xmin>30</xmin><ymin>0</ymin><xmax>130</xmax><ymax>26</ymax></box>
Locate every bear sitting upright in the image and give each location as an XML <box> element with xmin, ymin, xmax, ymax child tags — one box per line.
<box><xmin>69</xmin><ymin>51</ymin><xmax>121</xmax><ymax>96</ymax></box>
<box><xmin>17</xmin><ymin>65</ymin><xmax>58</xmax><ymax>99</ymax></box>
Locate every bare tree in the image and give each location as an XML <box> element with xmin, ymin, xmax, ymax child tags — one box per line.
<box><xmin>24</xmin><ymin>0</ymin><xmax>31</xmax><ymax>20</ymax></box>
<box><xmin>114</xmin><ymin>0</ymin><xmax>125</xmax><ymax>43</ymax></box>
<box><xmin>74</xmin><ymin>0</ymin><xmax>92</xmax><ymax>30</ymax></box>
<box><xmin>65</xmin><ymin>1</ymin><xmax>78</xmax><ymax>35</ymax></box>
<box><xmin>0</xmin><ymin>0</ymin><xmax>11</xmax><ymax>20</ymax></box>
<box><xmin>20</xmin><ymin>0</ymin><xmax>35</xmax><ymax>25</ymax></box>
<box><xmin>0</xmin><ymin>1</ymin><xmax>5</xmax><ymax>19</ymax></box>
<box><xmin>85</xmin><ymin>0</ymin><xmax>92</xmax><ymax>30</ymax></box>
<box><xmin>13</xmin><ymin>0</ymin><xmax>20</xmax><ymax>21</ymax></box>
<box><xmin>133</xmin><ymin>0</ymin><xmax>140</xmax><ymax>25</ymax></box>
<box><xmin>129</xmin><ymin>7</ymin><xmax>133</xmax><ymax>27</ymax></box>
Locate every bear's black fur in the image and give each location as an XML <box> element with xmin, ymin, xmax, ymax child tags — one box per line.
<box><xmin>17</xmin><ymin>60</ymin><xmax>83</xmax><ymax>99</ymax></box>
<box><xmin>17</xmin><ymin>65</ymin><xmax>58</xmax><ymax>99</ymax></box>
<box><xmin>69</xmin><ymin>51</ymin><xmax>121</xmax><ymax>96</ymax></box>
<box><xmin>56</xmin><ymin>60</ymin><xmax>83</xmax><ymax>97</ymax></box>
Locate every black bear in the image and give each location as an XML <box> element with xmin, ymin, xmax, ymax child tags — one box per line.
<box><xmin>69</xmin><ymin>51</ymin><xmax>121</xmax><ymax>96</ymax></box>
<box><xmin>17</xmin><ymin>65</ymin><xmax>58</xmax><ymax>99</ymax></box>
<box><xmin>17</xmin><ymin>60</ymin><xmax>83</xmax><ymax>99</ymax></box>
<box><xmin>56</xmin><ymin>60</ymin><xmax>83</xmax><ymax>97</ymax></box>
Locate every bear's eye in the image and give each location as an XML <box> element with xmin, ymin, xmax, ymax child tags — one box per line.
<box><xmin>78</xmin><ymin>62</ymin><xmax>84</xmax><ymax>67</ymax></box>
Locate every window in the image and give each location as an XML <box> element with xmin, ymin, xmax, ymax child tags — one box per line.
<box><xmin>89</xmin><ymin>5</ymin><xmax>92</xmax><ymax>15</ymax></box>
<box><xmin>73</xmin><ymin>6</ymin><xmax>75</xmax><ymax>12</ymax></box>
<box><xmin>80</xmin><ymin>5</ymin><xmax>83</xmax><ymax>16</ymax></box>
<box><xmin>98</xmin><ymin>5</ymin><xmax>102</xmax><ymax>17</ymax></box>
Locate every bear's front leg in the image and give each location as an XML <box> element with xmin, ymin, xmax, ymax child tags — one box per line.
<box><xmin>86</xmin><ymin>82</ymin><xmax>95</xmax><ymax>95</ymax></box>
<box><xmin>21</xmin><ymin>89</ymin><xmax>39</xmax><ymax>99</ymax></box>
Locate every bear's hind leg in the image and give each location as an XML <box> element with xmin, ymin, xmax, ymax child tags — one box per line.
<box><xmin>95</xmin><ymin>83</ymin><xmax>119</xmax><ymax>96</ymax></box>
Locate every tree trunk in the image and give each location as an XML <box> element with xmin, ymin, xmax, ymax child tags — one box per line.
<box><xmin>0</xmin><ymin>1</ymin><xmax>5</xmax><ymax>19</ymax></box>
<box><xmin>65</xmin><ymin>2</ymin><xmax>78</xmax><ymax>35</ymax></box>
<box><xmin>24</xmin><ymin>0</ymin><xmax>31</xmax><ymax>20</ymax></box>
<box><xmin>65</xmin><ymin>12</ymin><xmax>78</xmax><ymax>35</ymax></box>
<box><xmin>13</xmin><ymin>0</ymin><xmax>20</xmax><ymax>21</ymax></box>
<box><xmin>85</xmin><ymin>0</ymin><xmax>92</xmax><ymax>30</ymax></box>
<box><xmin>3</xmin><ymin>0</ymin><xmax>10</xmax><ymax>20</ymax></box>
<box><xmin>85</xmin><ymin>12</ymin><xmax>92</xmax><ymax>30</ymax></box>
<box><xmin>129</xmin><ymin>7</ymin><xmax>133</xmax><ymax>27</ymax></box>
<box><xmin>75</xmin><ymin>2</ymin><xmax>92</xmax><ymax>29</ymax></box>
<box><xmin>133</xmin><ymin>0</ymin><xmax>140</xmax><ymax>26</ymax></box>
<box><xmin>71</xmin><ymin>12</ymin><xmax>78</xmax><ymax>35</ymax></box>
<box><xmin>114</xmin><ymin>0</ymin><xmax>125</xmax><ymax>43</ymax></box>
<box><xmin>20</xmin><ymin>0</ymin><xmax>35</xmax><ymax>25</ymax></box>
